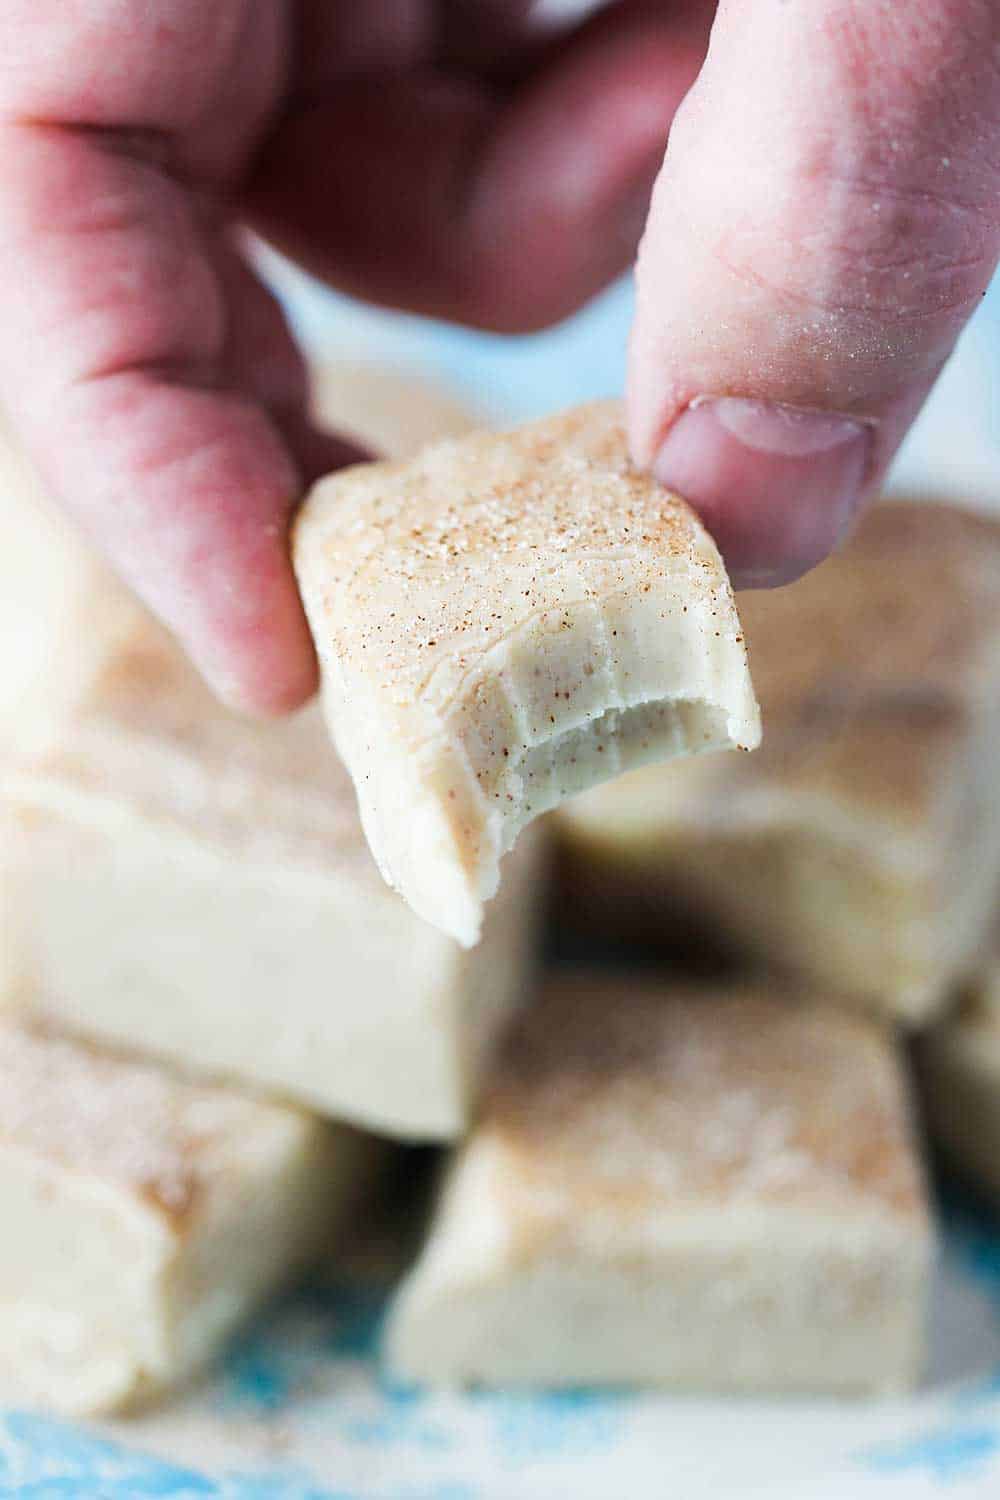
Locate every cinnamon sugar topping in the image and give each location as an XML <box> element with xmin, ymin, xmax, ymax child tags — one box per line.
<box><xmin>297</xmin><ymin>402</ymin><xmax>730</xmax><ymax>696</ymax></box>
<box><xmin>488</xmin><ymin>979</ymin><xmax>923</xmax><ymax>1218</ymax></box>
<box><xmin>0</xmin><ymin>1024</ymin><xmax>281</xmax><ymax>1219</ymax></box>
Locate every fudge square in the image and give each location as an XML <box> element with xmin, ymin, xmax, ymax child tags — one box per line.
<box><xmin>310</xmin><ymin>359</ymin><xmax>477</xmax><ymax>458</ymax></box>
<box><xmin>294</xmin><ymin>400</ymin><xmax>759</xmax><ymax>946</ymax></box>
<box><xmin>557</xmin><ymin>501</ymin><xmax>1000</xmax><ymax>1024</ymax></box>
<box><xmin>0</xmin><ymin>1020</ymin><xmax>370</xmax><ymax>1416</ymax></box>
<box><xmin>0</xmin><ymin>460</ymin><xmax>540</xmax><ymax>1143</ymax></box>
<box><xmin>387</xmin><ymin>976</ymin><xmax>933</xmax><ymax>1394</ymax></box>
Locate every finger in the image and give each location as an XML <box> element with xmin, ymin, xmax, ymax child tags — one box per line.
<box><xmin>246</xmin><ymin>5</ymin><xmax>712</xmax><ymax>331</ymax></box>
<box><xmin>0</xmin><ymin>123</ymin><xmax>317</xmax><ymax>714</ymax></box>
<box><xmin>629</xmin><ymin>0</ymin><xmax>1000</xmax><ymax>587</ymax></box>
<box><xmin>0</xmin><ymin>0</ymin><xmax>321</xmax><ymax>713</ymax></box>
<box><xmin>0</xmin><ymin>0</ymin><xmax>288</xmax><ymax>181</ymax></box>
<box><xmin>212</xmin><ymin>238</ymin><xmax>369</xmax><ymax>499</ymax></box>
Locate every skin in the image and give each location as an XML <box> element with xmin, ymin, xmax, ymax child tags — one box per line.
<box><xmin>0</xmin><ymin>1</ymin><xmax>997</xmax><ymax>714</ymax></box>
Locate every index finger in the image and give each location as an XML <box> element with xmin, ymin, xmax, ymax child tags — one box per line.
<box><xmin>0</xmin><ymin>2</ymin><xmax>322</xmax><ymax>714</ymax></box>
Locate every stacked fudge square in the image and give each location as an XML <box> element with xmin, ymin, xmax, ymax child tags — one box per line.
<box><xmin>1</xmin><ymin>392</ymin><xmax>999</xmax><ymax>1419</ymax></box>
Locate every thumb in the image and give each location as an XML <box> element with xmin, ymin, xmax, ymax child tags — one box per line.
<box><xmin>628</xmin><ymin>0</ymin><xmax>1000</xmax><ymax>586</ymax></box>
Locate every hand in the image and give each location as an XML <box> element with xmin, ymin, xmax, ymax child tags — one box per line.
<box><xmin>0</xmin><ymin>1</ymin><xmax>694</xmax><ymax>712</ymax></box>
<box><xmin>1</xmin><ymin>4</ymin><xmax>998</xmax><ymax>715</ymax></box>
<box><xmin>629</xmin><ymin>0</ymin><xmax>1000</xmax><ymax>587</ymax></box>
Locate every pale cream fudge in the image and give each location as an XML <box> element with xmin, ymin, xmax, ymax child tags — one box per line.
<box><xmin>557</xmin><ymin>502</ymin><xmax>1000</xmax><ymax>1024</ymax></box>
<box><xmin>920</xmin><ymin>955</ymin><xmax>1000</xmax><ymax>1199</ymax></box>
<box><xmin>310</xmin><ymin>360</ymin><xmax>478</xmax><ymax>457</ymax></box>
<box><xmin>0</xmin><ymin>424</ymin><xmax>85</xmax><ymax>735</ymax></box>
<box><xmin>294</xmin><ymin>401</ymin><xmax>759</xmax><ymax>945</ymax></box>
<box><xmin>0</xmin><ymin>449</ymin><xmax>540</xmax><ymax>1142</ymax></box>
<box><xmin>388</xmin><ymin>977</ymin><xmax>933</xmax><ymax>1394</ymax></box>
<box><xmin>0</xmin><ymin>1020</ymin><xmax>367</xmax><ymax>1416</ymax></box>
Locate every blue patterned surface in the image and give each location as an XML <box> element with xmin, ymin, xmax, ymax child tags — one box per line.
<box><xmin>1</xmin><ymin>1206</ymin><xmax>1000</xmax><ymax>1500</ymax></box>
<box><xmin>0</xmin><ymin>1278</ymin><xmax>634</xmax><ymax>1499</ymax></box>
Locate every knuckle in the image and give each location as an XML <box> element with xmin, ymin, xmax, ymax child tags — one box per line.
<box><xmin>670</xmin><ymin>0</ymin><xmax>1000</xmax><ymax>330</ymax></box>
<box><xmin>687</xmin><ymin>142</ymin><xmax>998</xmax><ymax>340</ymax></box>
<box><xmin>0</xmin><ymin>2</ymin><xmax>244</xmax><ymax>126</ymax></box>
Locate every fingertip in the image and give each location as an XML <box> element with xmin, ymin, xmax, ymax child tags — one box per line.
<box><xmin>192</xmin><ymin>603</ymin><xmax>320</xmax><ymax>719</ymax></box>
<box><xmin>651</xmin><ymin>398</ymin><xmax>872</xmax><ymax>586</ymax></box>
<box><xmin>216</xmin><ymin>669</ymin><xmax>320</xmax><ymax>719</ymax></box>
<box><xmin>40</xmin><ymin>374</ymin><xmax>326</xmax><ymax>723</ymax></box>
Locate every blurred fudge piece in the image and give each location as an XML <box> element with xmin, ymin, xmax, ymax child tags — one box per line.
<box><xmin>0</xmin><ymin>1020</ymin><xmax>370</xmax><ymax>1415</ymax></box>
<box><xmin>557</xmin><ymin>502</ymin><xmax>1000</xmax><ymax>1023</ymax></box>
<box><xmin>311</xmin><ymin>359</ymin><xmax>479</xmax><ymax>457</ymax></box>
<box><xmin>388</xmin><ymin>975</ymin><xmax>933</xmax><ymax>1394</ymax></box>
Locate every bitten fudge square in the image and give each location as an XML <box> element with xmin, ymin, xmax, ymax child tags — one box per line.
<box><xmin>294</xmin><ymin>401</ymin><xmax>758</xmax><ymax>946</ymax></box>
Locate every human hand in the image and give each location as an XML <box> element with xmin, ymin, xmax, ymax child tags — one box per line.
<box><xmin>0</xmin><ymin>1</ymin><xmax>695</xmax><ymax>712</ymax></box>
<box><xmin>628</xmin><ymin>0</ymin><xmax>1000</xmax><ymax>587</ymax></box>
<box><xmin>1</xmin><ymin>4</ymin><xmax>997</xmax><ymax>715</ymax></box>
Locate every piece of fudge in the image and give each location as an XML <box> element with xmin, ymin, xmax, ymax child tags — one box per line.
<box><xmin>387</xmin><ymin>976</ymin><xmax>933</xmax><ymax>1394</ymax></box>
<box><xmin>557</xmin><ymin>501</ymin><xmax>1000</xmax><ymax>1023</ymax></box>
<box><xmin>920</xmin><ymin>953</ymin><xmax>1000</xmax><ymax>1199</ymax></box>
<box><xmin>0</xmin><ymin>1021</ymin><xmax>368</xmax><ymax>1415</ymax></box>
<box><xmin>294</xmin><ymin>401</ymin><xmax>759</xmax><ymax>945</ymax></box>
<box><xmin>310</xmin><ymin>360</ymin><xmax>478</xmax><ymax>457</ymax></box>
<box><xmin>0</xmin><ymin>446</ymin><xmax>540</xmax><ymax>1142</ymax></box>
